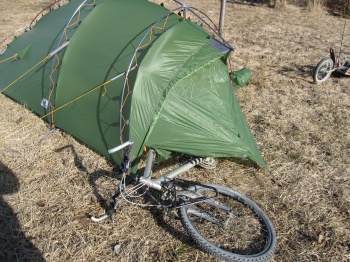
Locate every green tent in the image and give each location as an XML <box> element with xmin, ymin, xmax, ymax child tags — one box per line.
<box><xmin>0</xmin><ymin>0</ymin><xmax>265</xmax><ymax>168</ymax></box>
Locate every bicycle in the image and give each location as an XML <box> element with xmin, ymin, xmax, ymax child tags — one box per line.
<box><xmin>91</xmin><ymin>142</ymin><xmax>277</xmax><ymax>262</ymax></box>
<box><xmin>313</xmin><ymin>47</ymin><xmax>350</xmax><ymax>84</ymax></box>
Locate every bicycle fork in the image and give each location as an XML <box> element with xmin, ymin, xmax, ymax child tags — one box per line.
<box><xmin>90</xmin><ymin>146</ymin><xmax>203</xmax><ymax>223</ymax></box>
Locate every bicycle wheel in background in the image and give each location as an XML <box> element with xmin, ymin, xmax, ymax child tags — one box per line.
<box><xmin>178</xmin><ymin>184</ymin><xmax>277</xmax><ymax>262</ymax></box>
<box><xmin>313</xmin><ymin>57</ymin><xmax>334</xmax><ymax>84</ymax></box>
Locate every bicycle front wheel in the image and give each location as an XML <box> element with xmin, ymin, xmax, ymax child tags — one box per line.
<box><xmin>178</xmin><ymin>184</ymin><xmax>276</xmax><ymax>262</ymax></box>
<box><xmin>313</xmin><ymin>57</ymin><xmax>334</xmax><ymax>84</ymax></box>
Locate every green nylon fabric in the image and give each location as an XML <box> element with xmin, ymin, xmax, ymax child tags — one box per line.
<box><xmin>130</xmin><ymin>20</ymin><xmax>212</xmax><ymax>161</ymax></box>
<box><xmin>0</xmin><ymin>0</ymin><xmax>265</xmax><ymax>169</ymax></box>
<box><xmin>231</xmin><ymin>67</ymin><xmax>252</xmax><ymax>89</ymax></box>
<box><xmin>54</xmin><ymin>0</ymin><xmax>180</xmax><ymax>164</ymax></box>
<box><xmin>17</xmin><ymin>45</ymin><xmax>31</xmax><ymax>60</ymax></box>
<box><xmin>131</xmin><ymin>20</ymin><xmax>266</xmax><ymax>167</ymax></box>
<box><xmin>0</xmin><ymin>0</ymin><xmax>89</xmax><ymax>116</ymax></box>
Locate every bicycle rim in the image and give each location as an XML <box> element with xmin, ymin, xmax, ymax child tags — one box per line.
<box><xmin>314</xmin><ymin>58</ymin><xmax>333</xmax><ymax>84</ymax></box>
<box><xmin>178</xmin><ymin>184</ymin><xmax>276</xmax><ymax>261</ymax></box>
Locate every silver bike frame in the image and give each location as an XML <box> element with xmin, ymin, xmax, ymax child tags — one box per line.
<box><xmin>91</xmin><ymin>142</ymin><xmax>202</xmax><ymax>222</ymax></box>
<box><xmin>139</xmin><ymin>148</ymin><xmax>202</xmax><ymax>191</ymax></box>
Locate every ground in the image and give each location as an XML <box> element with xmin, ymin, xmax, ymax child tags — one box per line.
<box><xmin>0</xmin><ymin>0</ymin><xmax>349</xmax><ymax>261</ymax></box>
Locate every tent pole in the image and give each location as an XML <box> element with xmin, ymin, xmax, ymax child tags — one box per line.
<box><xmin>219</xmin><ymin>0</ymin><xmax>227</xmax><ymax>35</ymax></box>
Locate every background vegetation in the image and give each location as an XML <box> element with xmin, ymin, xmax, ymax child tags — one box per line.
<box><xmin>241</xmin><ymin>0</ymin><xmax>350</xmax><ymax>14</ymax></box>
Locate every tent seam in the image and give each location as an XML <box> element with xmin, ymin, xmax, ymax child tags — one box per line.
<box><xmin>141</xmin><ymin>53</ymin><xmax>225</xmax><ymax>152</ymax></box>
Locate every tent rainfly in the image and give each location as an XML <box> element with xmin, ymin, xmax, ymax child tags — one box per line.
<box><xmin>0</xmin><ymin>0</ymin><xmax>266</xmax><ymax>170</ymax></box>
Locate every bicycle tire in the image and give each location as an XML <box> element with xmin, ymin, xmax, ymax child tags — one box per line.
<box><xmin>178</xmin><ymin>184</ymin><xmax>277</xmax><ymax>262</ymax></box>
<box><xmin>313</xmin><ymin>57</ymin><xmax>334</xmax><ymax>84</ymax></box>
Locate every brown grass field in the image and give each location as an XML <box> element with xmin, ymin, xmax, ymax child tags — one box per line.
<box><xmin>0</xmin><ymin>0</ymin><xmax>349</xmax><ymax>261</ymax></box>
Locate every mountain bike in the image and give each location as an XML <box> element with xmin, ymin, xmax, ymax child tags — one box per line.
<box><xmin>91</xmin><ymin>142</ymin><xmax>277</xmax><ymax>262</ymax></box>
<box><xmin>313</xmin><ymin>48</ymin><xmax>350</xmax><ymax>84</ymax></box>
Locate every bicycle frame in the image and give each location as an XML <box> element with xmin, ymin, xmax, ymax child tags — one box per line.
<box><xmin>90</xmin><ymin>142</ymin><xmax>277</xmax><ymax>261</ymax></box>
<box><xmin>91</xmin><ymin>142</ymin><xmax>204</xmax><ymax>222</ymax></box>
<box><xmin>329</xmin><ymin>48</ymin><xmax>350</xmax><ymax>75</ymax></box>
<box><xmin>139</xmin><ymin>149</ymin><xmax>203</xmax><ymax>191</ymax></box>
<box><xmin>313</xmin><ymin>47</ymin><xmax>350</xmax><ymax>84</ymax></box>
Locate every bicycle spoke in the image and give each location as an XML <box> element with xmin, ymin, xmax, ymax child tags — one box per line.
<box><xmin>179</xmin><ymin>184</ymin><xmax>276</xmax><ymax>261</ymax></box>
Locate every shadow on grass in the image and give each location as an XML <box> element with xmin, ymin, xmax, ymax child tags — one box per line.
<box><xmin>0</xmin><ymin>161</ymin><xmax>45</xmax><ymax>262</ymax></box>
<box><xmin>55</xmin><ymin>145</ymin><xmax>211</xmax><ymax>252</ymax></box>
<box><xmin>55</xmin><ymin>144</ymin><xmax>121</xmax><ymax>211</ymax></box>
<box><xmin>58</xmin><ymin>144</ymin><xmax>265</xmax><ymax>256</ymax></box>
<box><xmin>264</xmin><ymin>63</ymin><xmax>316</xmax><ymax>83</ymax></box>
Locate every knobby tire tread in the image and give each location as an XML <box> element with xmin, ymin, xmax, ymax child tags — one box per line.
<box><xmin>178</xmin><ymin>184</ymin><xmax>277</xmax><ymax>262</ymax></box>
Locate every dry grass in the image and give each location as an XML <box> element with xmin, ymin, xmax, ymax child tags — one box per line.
<box><xmin>1</xmin><ymin>0</ymin><xmax>350</xmax><ymax>261</ymax></box>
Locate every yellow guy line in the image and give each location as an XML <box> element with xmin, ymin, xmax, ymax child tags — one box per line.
<box><xmin>0</xmin><ymin>54</ymin><xmax>18</xmax><ymax>64</ymax></box>
<box><xmin>0</xmin><ymin>68</ymin><xmax>132</xmax><ymax>142</ymax></box>
<box><xmin>0</xmin><ymin>80</ymin><xmax>109</xmax><ymax>142</ymax></box>
<box><xmin>0</xmin><ymin>55</ymin><xmax>51</xmax><ymax>94</ymax></box>
<box><xmin>133</xmin><ymin>14</ymin><xmax>170</xmax><ymax>67</ymax></box>
<box><xmin>63</xmin><ymin>0</ymin><xmax>96</xmax><ymax>41</ymax></box>
<box><xmin>119</xmin><ymin>14</ymin><xmax>170</xmax><ymax>143</ymax></box>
